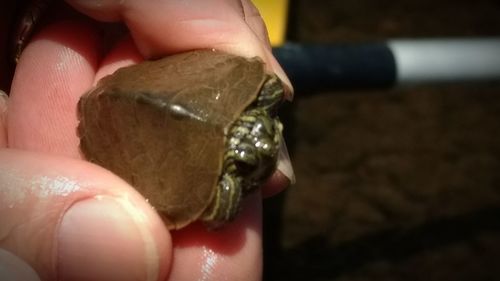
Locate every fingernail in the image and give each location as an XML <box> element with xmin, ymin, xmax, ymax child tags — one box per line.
<box><xmin>57</xmin><ymin>196</ymin><xmax>159</xmax><ymax>281</ymax></box>
<box><xmin>0</xmin><ymin>249</ymin><xmax>41</xmax><ymax>281</ymax></box>
<box><xmin>276</xmin><ymin>133</ymin><xmax>295</xmax><ymax>184</ymax></box>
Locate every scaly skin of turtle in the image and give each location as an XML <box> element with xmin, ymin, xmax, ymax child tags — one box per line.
<box><xmin>202</xmin><ymin>74</ymin><xmax>284</xmax><ymax>227</ymax></box>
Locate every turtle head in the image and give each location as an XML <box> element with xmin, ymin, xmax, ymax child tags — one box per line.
<box><xmin>225</xmin><ymin>74</ymin><xmax>285</xmax><ymax>191</ymax></box>
<box><xmin>230</xmin><ymin>109</ymin><xmax>282</xmax><ymax>191</ymax></box>
<box><xmin>202</xmin><ymin>73</ymin><xmax>285</xmax><ymax>226</ymax></box>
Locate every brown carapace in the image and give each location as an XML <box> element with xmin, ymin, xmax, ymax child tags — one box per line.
<box><xmin>77</xmin><ymin>50</ymin><xmax>285</xmax><ymax>229</ymax></box>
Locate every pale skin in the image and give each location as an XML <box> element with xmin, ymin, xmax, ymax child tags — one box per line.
<box><xmin>0</xmin><ymin>0</ymin><xmax>293</xmax><ymax>280</ymax></box>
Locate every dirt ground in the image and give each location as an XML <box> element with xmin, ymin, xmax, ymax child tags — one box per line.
<box><xmin>263</xmin><ymin>1</ymin><xmax>500</xmax><ymax>280</ymax></box>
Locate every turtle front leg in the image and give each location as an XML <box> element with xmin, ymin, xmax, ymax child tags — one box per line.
<box><xmin>201</xmin><ymin>173</ymin><xmax>243</xmax><ymax>227</ymax></box>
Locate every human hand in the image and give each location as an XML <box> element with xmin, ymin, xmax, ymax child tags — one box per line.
<box><xmin>0</xmin><ymin>1</ymin><xmax>293</xmax><ymax>280</ymax></box>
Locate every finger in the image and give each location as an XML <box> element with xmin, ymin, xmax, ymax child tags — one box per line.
<box><xmin>261</xmin><ymin>170</ymin><xmax>290</xmax><ymax>198</ymax></box>
<box><xmin>8</xmin><ymin>20</ymin><xmax>101</xmax><ymax>157</ymax></box>
<box><xmin>239</xmin><ymin>0</ymin><xmax>272</xmax><ymax>49</ymax></box>
<box><xmin>0</xmin><ymin>149</ymin><xmax>171</xmax><ymax>281</ymax></box>
<box><xmin>65</xmin><ymin>0</ymin><xmax>293</xmax><ymax>96</ymax></box>
<box><xmin>0</xmin><ymin>91</ymin><xmax>7</xmax><ymax>147</ymax></box>
<box><xmin>263</xmin><ymin>132</ymin><xmax>296</xmax><ymax>197</ymax></box>
<box><xmin>169</xmin><ymin>193</ymin><xmax>263</xmax><ymax>281</ymax></box>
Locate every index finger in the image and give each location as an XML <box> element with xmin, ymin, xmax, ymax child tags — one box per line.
<box><xmin>66</xmin><ymin>0</ymin><xmax>293</xmax><ymax>93</ymax></box>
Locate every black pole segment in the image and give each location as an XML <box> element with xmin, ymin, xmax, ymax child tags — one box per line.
<box><xmin>273</xmin><ymin>42</ymin><xmax>397</xmax><ymax>93</ymax></box>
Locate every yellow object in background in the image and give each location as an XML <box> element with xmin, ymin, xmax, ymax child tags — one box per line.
<box><xmin>251</xmin><ymin>0</ymin><xmax>289</xmax><ymax>47</ymax></box>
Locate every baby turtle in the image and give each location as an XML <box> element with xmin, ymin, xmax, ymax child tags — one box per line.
<box><xmin>77</xmin><ymin>49</ymin><xmax>285</xmax><ymax>229</ymax></box>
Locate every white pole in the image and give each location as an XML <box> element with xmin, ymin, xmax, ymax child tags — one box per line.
<box><xmin>388</xmin><ymin>38</ymin><xmax>500</xmax><ymax>84</ymax></box>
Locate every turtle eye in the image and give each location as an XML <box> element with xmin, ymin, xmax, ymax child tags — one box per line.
<box><xmin>233</xmin><ymin>140</ymin><xmax>276</xmax><ymax>184</ymax></box>
<box><xmin>233</xmin><ymin>143</ymin><xmax>258</xmax><ymax>173</ymax></box>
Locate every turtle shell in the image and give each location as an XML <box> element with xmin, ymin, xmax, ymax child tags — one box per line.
<box><xmin>77</xmin><ymin>50</ymin><xmax>269</xmax><ymax>229</ymax></box>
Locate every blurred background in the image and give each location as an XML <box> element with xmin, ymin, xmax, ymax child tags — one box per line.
<box><xmin>259</xmin><ymin>0</ymin><xmax>500</xmax><ymax>280</ymax></box>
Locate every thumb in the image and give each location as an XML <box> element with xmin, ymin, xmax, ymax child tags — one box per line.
<box><xmin>0</xmin><ymin>149</ymin><xmax>171</xmax><ymax>281</ymax></box>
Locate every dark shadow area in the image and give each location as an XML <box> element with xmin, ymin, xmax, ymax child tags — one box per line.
<box><xmin>264</xmin><ymin>1</ymin><xmax>500</xmax><ymax>280</ymax></box>
<box><xmin>267</xmin><ymin>206</ymin><xmax>500</xmax><ymax>280</ymax></box>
